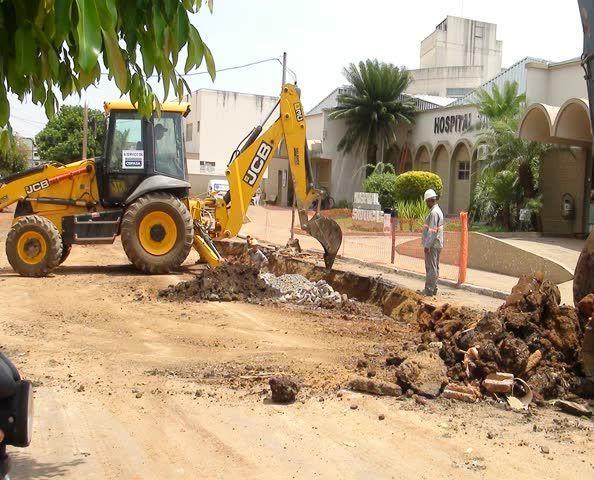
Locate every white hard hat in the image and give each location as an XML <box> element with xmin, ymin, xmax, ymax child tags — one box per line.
<box><xmin>251</xmin><ymin>239</ymin><xmax>259</xmax><ymax>246</ymax></box>
<box><xmin>424</xmin><ymin>189</ymin><xmax>438</xmax><ymax>201</ymax></box>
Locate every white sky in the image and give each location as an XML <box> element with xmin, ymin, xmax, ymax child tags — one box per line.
<box><xmin>10</xmin><ymin>0</ymin><xmax>584</xmax><ymax>139</ymax></box>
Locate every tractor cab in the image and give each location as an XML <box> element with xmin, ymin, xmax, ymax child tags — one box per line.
<box><xmin>99</xmin><ymin>101</ymin><xmax>191</xmax><ymax>206</ymax></box>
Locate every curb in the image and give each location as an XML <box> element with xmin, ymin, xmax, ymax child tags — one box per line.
<box><xmin>335</xmin><ymin>255</ymin><xmax>510</xmax><ymax>301</ymax></box>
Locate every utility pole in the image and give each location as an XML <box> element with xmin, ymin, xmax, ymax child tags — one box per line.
<box><xmin>281</xmin><ymin>51</ymin><xmax>287</xmax><ymax>86</ymax></box>
<box><xmin>82</xmin><ymin>100</ymin><xmax>88</xmax><ymax>160</ymax></box>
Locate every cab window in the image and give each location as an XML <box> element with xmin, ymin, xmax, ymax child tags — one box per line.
<box><xmin>154</xmin><ymin>115</ymin><xmax>185</xmax><ymax>179</ymax></box>
<box><xmin>109</xmin><ymin>115</ymin><xmax>143</xmax><ymax>172</ymax></box>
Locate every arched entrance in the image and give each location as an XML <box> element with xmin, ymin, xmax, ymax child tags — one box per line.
<box><xmin>450</xmin><ymin>140</ymin><xmax>472</xmax><ymax>213</ymax></box>
<box><xmin>414</xmin><ymin>144</ymin><xmax>431</xmax><ymax>171</ymax></box>
<box><xmin>431</xmin><ymin>143</ymin><xmax>451</xmax><ymax>213</ymax></box>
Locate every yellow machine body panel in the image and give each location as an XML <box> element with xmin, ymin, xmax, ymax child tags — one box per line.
<box><xmin>0</xmin><ymin>160</ymin><xmax>103</xmax><ymax>232</ymax></box>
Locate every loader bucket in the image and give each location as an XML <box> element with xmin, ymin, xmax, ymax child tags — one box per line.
<box><xmin>304</xmin><ymin>215</ymin><xmax>342</xmax><ymax>269</ymax></box>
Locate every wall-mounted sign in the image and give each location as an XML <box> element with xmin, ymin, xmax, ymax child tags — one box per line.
<box><xmin>433</xmin><ymin>113</ymin><xmax>472</xmax><ymax>135</ymax></box>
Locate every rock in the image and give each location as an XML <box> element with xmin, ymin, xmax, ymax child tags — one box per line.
<box><xmin>366</xmin><ymin>370</ymin><xmax>376</xmax><ymax>378</ymax></box>
<box><xmin>356</xmin><ymin>359</ymin><xmax>368</xmax><ymax>369</ymax></box>
<box><xmin>350</xmin><ymin>404</ymin><xmax>358</xmax><ymax>410</ymax></box>
<box><xmin>413</xmin><ymin>394</ymin><xmax>427</xmax><ymax>405</ymax></box>
<box><xmin>385</xmin><ymin>353</ymin><xmax>407</xmax><ymax>366</ymax></box>
<box><xmin>525</xmin><ymin>350</ymin><xmax>542</xmax><ymax>373</ymax></box>
<box><xmin>348</xmin><ymin>377</ymin><xmax>402</xmax><ymax>397</ymax></box>
<box><xmin>395</xmin><ymin>350</ymin><xmax>448</xmax><ymax>398</ymax></box>
<box><xmin>486</xmin><ymin>432</ymin><xmax>494</xmax><ymax>439</ymax></box>
<box><xmin>389</xmin><ymin>298</ymin><xmax>419</xmax><ymax>323</ymax></box>
<box><xmin>269</xmin><ymin>376</ymin><xmax>300</xmax><ymax>404</ymax></box>
<box><xmin>554</xmin><ymin>399</ymin><xmax>593</xmax><ymax>417</ymax></box>
<box><xmin>577</xmin><ymin>293</ymin><xmax>594</xmax><ymax>318</ymax></box>
<box><xmin>135</xmin><ymin>392</ymin><xmax>143</xmax><ymax>399</ymax></box>
<box><xmin>499</xmin><ymin>336</ymin><xmax>530</xmax><ymax>375</ymax></box>
<box><xmin>540</xmin><ymin>445</ymin><xmax>550</xmax><ymax>454</ymax></box>
<box><xmin>378</xmin><ymin>414</ymin><xmax>385</xmax><ymax>420</ymax></box>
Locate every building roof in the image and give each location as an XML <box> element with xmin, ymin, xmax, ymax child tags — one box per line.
<box><xmin>449</xmin><ymin>56</ymin><xmax>550</xmax><ymax>107</ymax></box>
<box><xmin>411</xmin><ymin>94</ymin><xmax>456</xmax><ymax>107</ymax></box>
<box><xmin>307</xmin><ymin>87</ymin><xmax>444</xmax><ymax>116</ymax></box>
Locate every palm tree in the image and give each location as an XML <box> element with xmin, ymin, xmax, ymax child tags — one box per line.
<box><xmin>478</xmin><ymin>117</ymin><xmax>549</xmax><ymax>200</ymax></box>
<box><xmin>476</xmin><ymin>81</ymin><xmax>526</xmax><ymax>121</ymax></box>
<box><xmin>329</xmin><ymin>60</ymin><xmax>416</xmax><ymax>172</ymax></box>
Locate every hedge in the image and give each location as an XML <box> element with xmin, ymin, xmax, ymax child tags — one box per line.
<box><xmin>394</xmin><ymin>171</ymin><xmax>443</xmax><ymax>202</ymax></box>
<box><xmin>362</xmin><ymin>173</ymin><xmax>398</xmax><ymax>210</ymax></box>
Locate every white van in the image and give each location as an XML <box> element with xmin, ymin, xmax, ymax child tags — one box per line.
<box><xmin>207</xmin><ymin>179</ymin><xmax>230</xmax><ymax>199</ymax></box>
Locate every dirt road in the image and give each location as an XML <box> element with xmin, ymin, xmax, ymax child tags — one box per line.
<box><xmin>0</xmin><ymin>213</ymin><xmax>592</xmax><ymax>479</ymax></box>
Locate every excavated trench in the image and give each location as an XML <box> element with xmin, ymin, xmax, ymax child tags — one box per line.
<box><xmin>214</xmin><ymin>240</ymin><xmax>425</xmax><ymax>318</ymax></box>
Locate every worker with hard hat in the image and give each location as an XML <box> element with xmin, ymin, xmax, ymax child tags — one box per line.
<box><xmin>421</xmin><ymin>189</ymin><xmax>444</xmax><ymax>296</ymax></box>
<box><xmin>247</xmin><ymin>238</ymin><xmax>268</xmax><ymax>270</ymax></box>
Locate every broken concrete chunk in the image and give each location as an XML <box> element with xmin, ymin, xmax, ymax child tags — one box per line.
<box><xmin>483</xmin><ymin>372</ymin><xmax>514</xmax><ymax>394</ymax></box>
<box><xmin>348</xmin><ymin>377</ymin><xmax>402</xmax><ymax>397</ymax></box>
<box><xmin>554</xmin><ymin>399</ymin><xmax>593</xmax><ymax>417</ymax></box>
<box><xmin>395</xmin><ymin>350</ymin><xmax>448</xmax><ymax>398</ymax></box>
<box><xmin>442</xmin><ymin>383</ymin><xmax>480</xmax><ymax>403</ymax></box>
<box><xmin>269</xmin><ymin>376</ymin><xmax>300</xmax><ymax>404</ymax></box>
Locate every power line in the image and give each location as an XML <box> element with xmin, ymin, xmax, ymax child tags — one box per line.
<box><xmin>10</xmin><ymin>115</ymin><xmax>46</xmax><ymax>126</ymax></box>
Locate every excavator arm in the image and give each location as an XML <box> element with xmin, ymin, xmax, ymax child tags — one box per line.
<box><xmin>190</xmin><ymin>84</ymin><xmax>342</xmax><ymax>268</ymax></box>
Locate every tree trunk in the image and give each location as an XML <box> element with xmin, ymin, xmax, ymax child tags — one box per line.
<box><xmin>518</xmin><ymin>161</ymin><xmax>537</xmax><ymax>198</ymax></box>
<box><xmin>366</xmin><ymin>143</ymin><xmax>378</xmax><ymax>177</ymax></box>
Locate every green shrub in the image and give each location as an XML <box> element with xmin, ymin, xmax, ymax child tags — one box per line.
<box><xmin>394</xmin><ymin>171</ymin><xmax>443</xmax><ymax>202</ymax></box>
<box><xmin>363</xmin><ymin>173</ymin><xmax>398</xmax><ymax>210</ymax></box>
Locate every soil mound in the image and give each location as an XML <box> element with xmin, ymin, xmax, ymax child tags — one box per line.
<box><xmin>416</xmin><ymin>275</ymin><xmax>593</xmax><ymax>400</ymax></box>
<box><xmin>159</xmin><ymin>264</ymin><xmax>278</xmax><ymax>302</ymax></box>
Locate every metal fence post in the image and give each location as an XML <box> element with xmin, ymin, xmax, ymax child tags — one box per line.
<box><xmin>390</xmin><ymin>209</ymin><xmax>397</xmax><ymax>264</ymax></box>
<box><xmin>458</xmin><ymin>211</ymin><xmax>468</xmax><ymax>284</ymax></box>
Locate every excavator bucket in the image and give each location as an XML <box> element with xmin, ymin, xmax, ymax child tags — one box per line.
<box><xmin>304</xmin><ymin>215</ymin><xmax>343</xmax><ymax>269</ymax></box>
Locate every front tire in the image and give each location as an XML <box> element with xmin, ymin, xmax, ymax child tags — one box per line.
<box><xmin>6</xmin><ymin>215</ymin><xmax>63</xmax><ymax>277</ymax></box>
<box><xmin>121</xmin><ymin>192</ymin><xmax>193</xmax><ymax>274</ymax></box>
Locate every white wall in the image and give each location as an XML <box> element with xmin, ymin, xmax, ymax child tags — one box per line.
<box><xmin>183</xmin><ymin>90</ymin><xmax>278</xmax><ymax>177</ymax></box>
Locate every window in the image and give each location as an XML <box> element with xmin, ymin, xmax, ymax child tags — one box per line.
<box><xmin>474</xmin><ymin>25</ymin><xmax>484</xmax><ymax>38</ymax></box>
<box><xmin>109</xmin><ymin>115</ymin><xmax>143</xmax><ymax>172</ymax></box>
<box><xmin>458</xmin><ymin>161</ymin><xmax>470</xmax><ymax>180</ymax></box>
<box><xmin>154</xmin><ymin>115</ymin><xmax>185</xmax><ymax>179</ymax></box>
<box><xmin>199</xmin><ymin>161</ymin><xmax>216</xmax><ymax>174</ymax></box>
<box><xmin>185</xmin><ymin>122</ymin><xmax>193</xmax><ymax>142</ymax></box>
<box><xmin>446</xmin><ymin>88</ymin><xmax>473</xmax><ymax>98</ymax></box>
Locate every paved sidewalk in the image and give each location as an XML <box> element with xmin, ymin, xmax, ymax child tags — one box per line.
<box><xmin>242</xmin><ymin>206</ymin><xmax>583</xmax><ymax>305</ymax></box>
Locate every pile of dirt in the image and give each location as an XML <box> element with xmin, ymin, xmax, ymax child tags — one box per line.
<box><xmin>413</xmin><ymin>274</ymin><xmax>593</xmax><ymax>401</ymax></box>
<box><xmin>159</xmin><ymin>264</ymin><xmax>278</xmax><ymax>302</ymax></box>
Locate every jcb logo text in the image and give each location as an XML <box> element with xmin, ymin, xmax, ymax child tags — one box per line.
<box><xmin>25</xmin><ymin>179</ymin><xmax>50</xmax><ymax>195</ymax></box>
<box><xmin>243</xmin><ymin>142</ymin><xmax>272</xmax><ymax>186</ymax></box>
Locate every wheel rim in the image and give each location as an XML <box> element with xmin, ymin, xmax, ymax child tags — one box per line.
<box><xmin>138</xmin><ymin>211</ymin><xmax>178</xmax><ymax>256</ymax></box>
<box><xmin>16</xmin><ymin>231</ymin><xmax>47</xmax><ymax>265</ymax></box>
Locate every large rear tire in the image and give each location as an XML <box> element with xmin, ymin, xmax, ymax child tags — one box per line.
<box><xmin>121</xmin><ymin>192</ymin><xmax>193</xmax><ymax>274</ymax></box>
<box><xmin>6</xmin><ymin>215</ymin><xmax>63</xmax><ymax>277</ymax></box>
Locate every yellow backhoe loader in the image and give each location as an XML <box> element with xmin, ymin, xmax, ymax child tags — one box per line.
<box><xmin>0</xmin><ymin>84</ymin><xmax>342</xmax><ymax>277</ymax></box>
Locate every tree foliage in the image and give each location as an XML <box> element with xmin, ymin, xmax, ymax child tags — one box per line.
<box><xmin>0</xmin><ymin>0</ymin><xmax>215</xmax><ymax>147</ymax></box>
<box><xmin>476</xmin><ymin>81</ymin><xmax>526</xmax><ymax>121</ymax></box>
<box><xmin>393</xmin><ymin>171</ymin><xmax>443</xmax><ymax>202</ymax></box>
<box><xmin>35</xmin><ymin>105</ymin><xmax>106</xmax><ymax>163</ymax></box>
<box><xmin>0</xmin><ymin>134</ymin><xmax>29</xmax><ymax>177</ymax></box>
<box><xmin>329</xmin><ymin>59</ymin><xmax>415</xmax><ymax>168</ymax></box>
